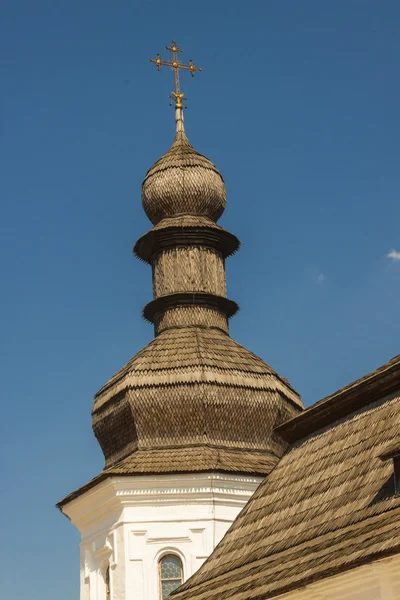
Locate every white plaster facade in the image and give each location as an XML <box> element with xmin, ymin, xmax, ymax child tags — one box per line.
<box><xmin>276</xmin><ymin>553</ymin><xmax>400</xmax><ymax>600</ymax></box>
<box><xmin>62</xmin><ymin>472</ymin><xmax>262</xmax><ymax>600</ymax></box>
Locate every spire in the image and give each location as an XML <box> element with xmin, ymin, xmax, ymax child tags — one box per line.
<box><xmin>93</xmin><ymin>40</ymin><xmax>303</xmax><ymax>469</ymax></box>
<box><xmin>91</xmin><ymin>85</ymin><xmax>304</xmax><ymax>473</ymax></box>
<box><xmin>59</xmin><ymin>38</ymin><xmax>303</xmax><ymax>511</ymax></box>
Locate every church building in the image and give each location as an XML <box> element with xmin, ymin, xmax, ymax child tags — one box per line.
<box><xmin>58</xmin><ymin>41</ymin><xmax>400</xmax><ymax>600</ymax></box>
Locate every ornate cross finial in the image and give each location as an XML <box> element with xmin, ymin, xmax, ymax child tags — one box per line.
<box><xmin>150</xmin><ymin>40</ymin><xmax>202</xmax><ymax>109</ymax></box>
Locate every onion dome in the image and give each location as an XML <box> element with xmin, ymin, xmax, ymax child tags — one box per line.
<box><xmin>142</xmin><ymin>110</ymin><xmax>226</xmax><ymax>224</ymax></box>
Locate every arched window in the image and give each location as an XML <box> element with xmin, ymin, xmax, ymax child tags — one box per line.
<box><xmin>159</xmin><ymin>554</ymin><xmax>183</xmax><ymax>599</ymax></box>
<box><xmin>105</xmin><ymin>566</ymin><xmax>110</xmax><ymax>600</ymax></box>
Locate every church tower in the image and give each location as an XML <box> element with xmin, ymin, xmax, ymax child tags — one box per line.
<box><xmin>58</xmin><ymin>41</ymin><xmax>303</xmax><ymax>600</ymax></box>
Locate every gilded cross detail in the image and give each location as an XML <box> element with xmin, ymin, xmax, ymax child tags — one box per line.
<box><xmin>150</xmin><ymin>40</ymin><xmax>202</xmax><ymax>108</ymax></box>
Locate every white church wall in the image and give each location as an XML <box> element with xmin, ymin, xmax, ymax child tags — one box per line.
<box><xmin>275</xmin><ymin>553</ymin><xmax>400</xmax><ymax>600</ymax></box>
<box><xmin>63</xmin><ymin>472</ymin><xmax>261</xmax><ymax>600</ymax></box>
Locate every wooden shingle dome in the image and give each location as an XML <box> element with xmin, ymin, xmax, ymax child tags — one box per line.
<box><xmin>142</xmin><ymin>115</ymin><xmax>226</xmax><ymax>225</ymax></box>
<box><xmin>89</xmin><ymin>105</ymin><xmax>303</xmax><ymax>485</ymax></box>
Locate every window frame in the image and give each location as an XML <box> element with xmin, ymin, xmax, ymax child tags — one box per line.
<box><xmin>158</xmin><ymin>553</ymin><xmax>184</xmax><ymax>600</ymax></box>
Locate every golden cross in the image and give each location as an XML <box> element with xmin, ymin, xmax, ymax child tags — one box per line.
<box><xmin>150</xmin><ymin>40</ymin><xmax>202</xmax><ymax>108</ymax></box>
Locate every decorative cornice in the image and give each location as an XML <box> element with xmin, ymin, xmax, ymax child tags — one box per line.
<box><xmin>143</xmin><ymin>293</ymin><xmax>239</xmax><ymax>323</ymax></box>
<box><xmin>59</xmin><ymin>473</ymin><xmax>262</xmax><ymax>529</ymax></box>
<box><xmin>134</xmin><ymin>224</ymin><xmax>240</xmax><ymax>263</ymax></box>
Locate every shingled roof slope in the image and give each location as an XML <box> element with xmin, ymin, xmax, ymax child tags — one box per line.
<box><xmin>277</xmin><ymin>353</ymin><xmax>400</xmax><ymax>443</ymax></box>
<box><xmin>58</xmin><ymin>327</ymin><xmax>303</xmax><ymax>509</ymax></box>
<box><xmin>95</xmin><ymin>326</ymin><xmax>301</xmax><ymax>406</ymax></box>
<box><xmin>92</xmin><ymin>326</ymin><xmax>302</xmax><ymax>470</ymax></box>
<box><xmin>172</xmin><ymin>356</ymin><xmax>400</xmax><ymax>600</ymax></box>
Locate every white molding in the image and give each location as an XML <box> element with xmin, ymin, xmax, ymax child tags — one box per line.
<box><xmin>65</xmin><ymin>471</ymin><xmax>262</xmax><ymax>600</ymax></box>
<box><xmin>147</xmin><ymin>536</ymin><xmax>192</xmax><ymax>545</ymax></box>
<box><xmin>63</xmin><ymin>472</ymin><xmax>261</xmax><ymax>530</ymax></box>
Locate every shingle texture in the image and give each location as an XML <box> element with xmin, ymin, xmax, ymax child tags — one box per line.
<box><xmin>89</xmin><ymin>122</ymin><xmax>304</xmax><ymax>484</ymax></box>
<box><xmin>92</xmin><ymin>326</ymin><xmax>302</xmax><ymax>470</ymax></box>
<box><xmin>57</xmin><ymin>445</ymin><xmax>279</xmax><ymax>507</ymax></box>
<box><xmin>59</xmin><ymin>118</ymin><xmax>304</xmax><ymax>509</ymax></box>
<box><xmin>171</xmin><ymin>356</ymin><xmax>400</xmax><ymax>600</ymax></box>
<box><xmin>142</xmin><ymin>130</ymin><xmax>226</xmax><ymax>224</ymax></box>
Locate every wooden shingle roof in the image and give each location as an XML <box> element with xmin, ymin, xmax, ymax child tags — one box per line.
<box><xmin>92</xmin><ymin>326</ymin><xmax>303</xmax><ymax>471</ymax></box>
<box><xmin>58</xmin><ymin>327</ymin><xmax>303</xmax><ymax>509</ymax></box>
<box><xmin>58</xmin><ymin>107</ymin><xmax>305</xmax><ymax>512</ymax></box>
<box><xmin>95</xmin><ymin>326</ymin><xmax>301</xmax><ymax>406</ymax></box>
<box><xmin>89</xmin><ymin>107</ymin><xmax>305</xmax><ymax>482</ymax></box>
<box><xmin>171</xmin><ymin>355</ymin><xmax>400</xmax><ymax>600</ymax></box>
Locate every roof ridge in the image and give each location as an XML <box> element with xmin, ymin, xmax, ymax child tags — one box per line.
<box><xmin>277</xmin><ymin>353</ymin><xmax>400</xmax><ymax>443</ymax></box>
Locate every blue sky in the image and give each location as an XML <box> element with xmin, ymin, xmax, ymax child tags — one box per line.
<box><xmin>1</xmin><ymin>1</ymin><xmax>399</xmax><ymax>598</ymax></box>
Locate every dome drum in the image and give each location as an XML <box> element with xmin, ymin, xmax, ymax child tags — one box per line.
<box><xmin>142</xmin><ymin>292</ymin><xmax>239</xmax><ymax>325</ymax></box>
<box><xmin>152</xmin><ymin>245</ymin><xmax>227</xmax><ymax>299</ymax></box>
<box><xmin>154</xmin><ymin>306</ymin><xmax>229</xmax><ymax>335</ymax></box>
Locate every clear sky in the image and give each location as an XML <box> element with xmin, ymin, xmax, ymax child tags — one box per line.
<box><xmin>1</xmin><ymin>1</ymin><xmax>399</xmax><ymax>598</ymax></box>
